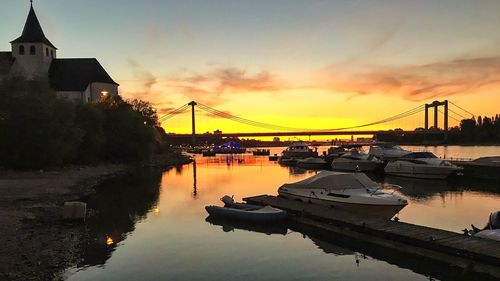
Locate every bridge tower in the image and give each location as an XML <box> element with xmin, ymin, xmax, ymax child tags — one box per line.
<box><xmin>188</xmin><ymin>101</ymin><xmax>197</xmax><ymax>145</ymax></box>
<box><xmin>424</xmin><ymin>100</ymin><xmax>449</xmax><ymax>140</ymax></box>
<box><xmin>424</xmin><ymin>100</ymin><xmax>448</xmax><ymax>131</ymax></box>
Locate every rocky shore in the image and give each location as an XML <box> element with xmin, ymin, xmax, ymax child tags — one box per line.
<box><xmin>0</xmin><ymin>153</ymin><xmax>191</xmax><ymax>281</ymax></box>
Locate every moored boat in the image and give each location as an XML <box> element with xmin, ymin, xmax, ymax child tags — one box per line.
<box><xmin>281</xmin><ymin>142</ymin><xmax>318</xmax><ymax>159</ymax></box>
<box><xmin>452</xmin><ymin>156</ymin><xmax>500</xmax><ymax>180</ymax></box>
<box><xmin>278</xmin><ymin>171</ymin><xmax>408</xmax><ymax>218</ymax></box>
<box><xmin>268</xmin><ymin>154</ymin><xmax>279</xmax><ymax>161</ymax></box>
<box><xmin>205</xmin><ymin>195</ymin><xmax>286</xmax><ymax>222</ymax></box>
<box><xmin>253</xmin><ymin>149</ymin><xmax>270</xmax><ymax>156</ymax></box>
<box><xmin>278</xmin><ymin>157</ymin><xmax>298</xmax><ymax>166</ymax></box>
<box><xmin>202</xmin><ymin>149</ymin><xmax>216</xmax><ymax>157</ymax></box>
<box><xmin>369</xmin><ymin>143</ymin><xmax>412</xmax><ymax>160</ymax></box>
<box><xmin>384</xmin><ymin>152</ymin><xmax>462</xmax><ymax>179</ymax></box>
<box><xmin>331</xmin><ymin>149</ymin><xmax>384</xmax><ymax>172</ymax></box>
<box><xmin>214</xmin><ymin>141</ymin><xmax>246</xmax><ymax>154</ymax></box>
<box><xmin>296</xmin><ymin>157</ymin><xmax>327</xmax><ymax>169</ymax></box>
<box><xmin>471</xmin><ymin>211</ymin><xmax>500</xmax><ymax>242</ymax></box>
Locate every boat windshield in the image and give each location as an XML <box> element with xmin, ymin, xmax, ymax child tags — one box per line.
<box><xmin>401</xmin><ymin>152</ymin><xmax>437</xmax><ymax>159</ymax></box>
<box><xmin>490</xmin><ymin>211</ymin><xmax>500</xmax><ymax>229</ymax></box>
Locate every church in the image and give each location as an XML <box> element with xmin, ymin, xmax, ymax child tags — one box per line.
<box><xmin>0</xmin><ymin>3</ymin><xmax>119</xmax><ymax>103</ymax></box>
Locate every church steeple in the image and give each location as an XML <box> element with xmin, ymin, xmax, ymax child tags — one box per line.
<box><xmin>9</xmin><ymin>1</ymin><xmax>57</xmax><ymax>79</ymax></box>
<box><xmin>10</xmin><ymin>2</ymin><xmax>57</xmax><ymax>49</ymax></box>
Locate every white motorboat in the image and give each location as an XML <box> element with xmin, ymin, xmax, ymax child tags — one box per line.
<box><xmin>278</xmin><ymin>171</ymin><xmax>408</xmax><ymax>218</ymax></box>
<box><xmin>472</xmin><ymin>211</ymin><xmax>500</xmax><ymax>242</ymax></box>
<box><xmin>384</xmin><ymin>152</ymin><xmax>462</xmax><ymax>179</ymax></box>
<box><xmin>281</xmin><ymin>142</ymin><xmax>318</xmax><ymax>159</ymax></box>
<box><xmin>369</xmin><ymin>143</ymin><xmax>412</xmax><ymax>160</ymax></box>
<box><xmin>331</xmin><ymin>149</ymin><xmax>384</xmax><ymax>172</ymax></box>
<box><xmin>297</xmin><ymin>157</ymin><xmax>327</xmax><ymax>169</ymax></box>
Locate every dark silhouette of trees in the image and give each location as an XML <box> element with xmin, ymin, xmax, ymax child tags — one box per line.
<box><xmin>0</xmin><ymin>77</ymin><xmax>163</xmax><ymax>169</ymax></box>
<box><xmin>377</xmin><ymin>116</ymin><xmax>500</xmax><ymax>144</ymax></box>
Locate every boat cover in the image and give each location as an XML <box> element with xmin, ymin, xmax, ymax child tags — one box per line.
<box><xmin>281</xmin><ymin>171</ymin><xmax>378</xmax><ymax>191</ymax></box>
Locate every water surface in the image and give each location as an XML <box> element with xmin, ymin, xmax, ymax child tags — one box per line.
<box><xmin>65</xmin><ymin>146</ymin><xmax>500</xmax><ymax>281</ymax></box>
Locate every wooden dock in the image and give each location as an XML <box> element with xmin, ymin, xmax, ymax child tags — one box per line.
<box><xmin>243</xmin><ymin>195</ymin><xmax>500</xmax><ymax>278</ymax></box>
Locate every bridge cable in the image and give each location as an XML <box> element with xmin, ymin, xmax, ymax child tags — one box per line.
<box><xmin>158</xmin><ymin>103</ymin><xmax>190</xmax><ymax>122</ymax></box>
<box><xmin>449</xmin><ymin>101</ymin><xmax>475</xmax><ymax>117</ymax></box>
<box><xmin>196</xmin><ymin>102</ymin><xmax>424</xmax><ymax>132</ymax></box>
<box><xmin>324</xmin><ymin>105</ymin><xmax>425</xmax><ymax>131</ymax></box>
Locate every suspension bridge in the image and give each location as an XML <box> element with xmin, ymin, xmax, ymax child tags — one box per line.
<box><xmin>159</xmin><ymin>100</ymin><xmax>474</xmax><ymax>143</ymax></box>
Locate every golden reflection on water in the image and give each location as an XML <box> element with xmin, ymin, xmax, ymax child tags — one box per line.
<box><xmin>65</xmin><ymin>146</ymin><xmax>500</xmax><ymax>281</ymax></box>
<box><xmin>161</xmin><ymin>147</ymin><xmax>500</xmax><ymax>232</ymax></box>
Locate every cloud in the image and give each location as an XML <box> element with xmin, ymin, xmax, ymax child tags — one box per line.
<box><xmin>322</xmin><ymin>56</ymin><xmax>500</xmax><ymax>101</ymax></box>
<box><xmin>163</xmin><ymin>67</ymin><xmax>281</xmax><ymax>106</ymax></box>
<box><xmin>121</xmin><ymin>59</ymin><xmax>158</xmax><ymax>100</ymax></box>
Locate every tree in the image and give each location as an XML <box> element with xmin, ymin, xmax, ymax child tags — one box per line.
<box><xmin>96</xmin><ymin>96</ymin><xmax>155</xmax><ymax>162</ymax></box>
<box><xmin>129</xmin><ymin>99</ymin><xmax>159</xmax><ymax>126</ymax></box>
<box><xmin>0</xmin><ymin>76</ymin><xmax>83</xmax><ymax>169</ymax></box>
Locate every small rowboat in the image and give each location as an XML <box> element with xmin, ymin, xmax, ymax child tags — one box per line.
<box><xmin>205</xmin><ymin>195</ymin><xmax>286</xmax><ymax>222</ymax></box>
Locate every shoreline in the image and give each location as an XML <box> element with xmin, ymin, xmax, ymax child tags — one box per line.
<box><xmin>0</xmin><ymin>153</ymin><xmax>191</xmax><ymax>281</ymax></box>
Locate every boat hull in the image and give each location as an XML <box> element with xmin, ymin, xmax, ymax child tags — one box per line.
<box><xmin>278</xmin><ymin>191</ymin><xmax>406</xmax><ymax>219</ymax></box>
<box><xmin>474</xmin><ymin>229</ymin><xmax>500</xmax><ymax>242</ymax></box>
<box><xmin>385</xmin><ymin>162</ymin><xmax>460</xmax><ymax>179</ymax></box>
<box><xmin>331</xmin><ymin>159</ymin><xmax>383</xmax><ymax>172</ymax></box>
<box><xmin>205</xmin><ymin>206</ymin><xmax>286</xmax><ymax>222</ymax></box>
<box><xmin>296</xmin><ymin>162</ymin><xmax>327</xmax><ymax>169</ymax></box>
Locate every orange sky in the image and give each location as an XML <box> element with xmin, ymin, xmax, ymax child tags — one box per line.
<box><xmin>3</xmin><ymin>1</ymin><xmax>500</xmax><ymax>135</ymax></box>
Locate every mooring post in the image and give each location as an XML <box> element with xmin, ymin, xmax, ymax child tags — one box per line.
<box><xmin>188</xmin><ymin>101</ymin><xmax>197</xmax><ymax>145</ymax></box>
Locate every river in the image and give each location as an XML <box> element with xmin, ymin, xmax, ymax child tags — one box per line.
<box><xmin>63</xmin><ymin>146</ymin><xmax>500</xmax><ymax>281</ymax></box>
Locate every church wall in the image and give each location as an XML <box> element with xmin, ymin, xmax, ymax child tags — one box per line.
<box><xmin>56</xmin><ymin>91</ymin><xmax>84</xmax><ymax>102</ymax></box>
<box><xmin>10</xmin><ymin>43</ymin><xmax>55</xmax><ymax>79</ymax></box>
<box><xmin>87</xmin><ymin>82</ymin><xmax>118</xmax><ymax>102</ymax></box>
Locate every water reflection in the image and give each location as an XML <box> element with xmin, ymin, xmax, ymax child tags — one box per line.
<box><xmin>78</xmin><ymin>169</ymin><xmax>162</xmax><ymax>267</ymax></box>
<box><xmin>383</xmin><ymin>176</ymin><xmax>456</xmax><ymax>200</ymax></box>
<box><xmin>66</xmin><ymin>148</ymin><xmax>500</xmax><ymax>281</ymax></box>
<box><xmin>192</xmin><ymin>160</ymin><xmax>198</xmax><ymax>198</ymax></box>
<box><xmin>288</xmin><ymin>222</ymin><xmax>498</xmax><ymax>281</ymax></box>
<box><xmin>204</xmin><ymin>216</ymin><xmax>496</xmax><ymax>281</ymax></box>
<box><xmin>205</xmin><ymin>216</ymin><xmax>287</xmax><ymax>235</ymax></box>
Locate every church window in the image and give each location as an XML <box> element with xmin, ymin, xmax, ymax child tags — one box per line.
<box><xmin>51</xmin><ymin>50</ymin><xmax>54</xmax><ymax>58</ymax></box>
<box><xmin>46</xmin><ymin>48</ymin><xmax>49</xmax><ymax>56</ymax></box>
<box><xmin>19</xmin><ymin>45</ymin><xmax>25</xmax><ymax>55</ymax></box>
<box><xmin>30</xmin><ymin>45</ymin><xmax>36</xmax><ymax>55</ymax></box>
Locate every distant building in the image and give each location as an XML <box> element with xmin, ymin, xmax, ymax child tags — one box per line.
<box><xmin>0</xmin><ymin>3</ymin><xmax>118</xmax><ymax>103</ymax></box>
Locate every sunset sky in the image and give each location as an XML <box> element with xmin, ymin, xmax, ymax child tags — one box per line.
<box><xmin>2</xmin><ymin>0</ymin><xmax>500</xmax><ymax>134</ymax></box>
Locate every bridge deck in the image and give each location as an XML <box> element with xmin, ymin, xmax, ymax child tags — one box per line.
<box><xmin>167</xmin><ymin>130</ymin><xmax>442</xmax><ymax>138</ymax></box>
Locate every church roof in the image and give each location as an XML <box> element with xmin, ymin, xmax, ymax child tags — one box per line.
<box><xmin>10</xmin><ymin>4</ymin><xmax>57</xmax><ymax>49</ymax></box>
<box><xmin>49</xmin><ymin>58</ymin><xmax>119</xmax><ymax>91</ymax></box>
